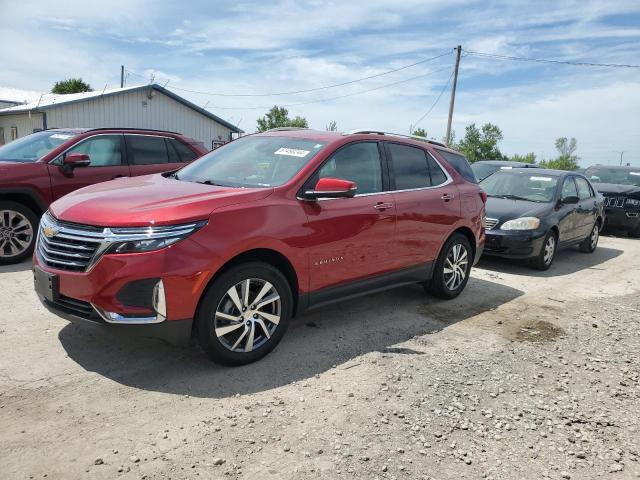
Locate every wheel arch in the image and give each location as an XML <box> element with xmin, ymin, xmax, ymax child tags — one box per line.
<box><xmin>0</xmin><ymin>189</ymin><xmax>47</xmax><ymax>216</ymax></box>
<box><xmin>450</xmin><ymin>226</ymin><xmax>477</xmax><ymax>260</ymax></box>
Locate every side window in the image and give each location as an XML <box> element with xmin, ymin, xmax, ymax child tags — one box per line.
<box><xmin>575</xmin><ymin>177</ymin><xmax>593</xmax><ymax>200</ymax></box>
<box><xmin>436</xmin><ymin>149</ymin><xmax>477</xmax><ymax>183</ymax></box>
<box><xmin>170</xmin><ymin>139</ymin><xmax>198</xmax><ymax>162</ymax></box>
<box><xmin>127</xmin><ymin>135</ymin><xmax>169</xmax><ymax>165</ymax></box>
<box><xmin>66</xmin><ymin>135</ymin><xmax>122</xmax><ymax>166</ymax></box>
<box><xmin>317</xmin><ymin>142</ymin><xmax>382</xmax><ymax>195</ymax></box>
<box><xmin>561</xmin><ymin>177</ymin><xmax>579</xmax><ymax>200</ymax></box>
<box><xmin>427</xmin><ymin>155</ymin><xmax>448</xmax><ymax>186</ymax></box>
<box><xmin>387</xmin><ymin>143</ymin><xmax>430</xmax><ymax>190</ymax></box>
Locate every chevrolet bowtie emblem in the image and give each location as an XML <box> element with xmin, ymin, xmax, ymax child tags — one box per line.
<box><xmin>43</xmin><ymin>226</ymin><xmax>58</xmax><ymax>238</ymax></box>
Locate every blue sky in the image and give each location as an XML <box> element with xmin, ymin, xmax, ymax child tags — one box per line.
<box><xmin>1</xmin><ymin>0</ymin><xmax>639</xmax><ymax>165</ymax></box>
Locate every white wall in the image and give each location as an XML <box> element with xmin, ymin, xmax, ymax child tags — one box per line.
<box><xmin>0</xmin><ymin>112</ymin><xmax>44</xmax><ymax>145</ymax></box>
<box><xmin>44</xmin><ymin>88</ymin><xmax>233</xmax><ymax>149</ymax></box>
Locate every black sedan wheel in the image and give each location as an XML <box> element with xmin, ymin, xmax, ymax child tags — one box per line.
<box><xmin>579</xmin><ymin>222</ymin><xmax>599</xmax><ymax>253</ymax></box>
<box><xmin>531</xmin><ymin>231</ymin><xmax>557</xmax><ymax>271</ymax></box>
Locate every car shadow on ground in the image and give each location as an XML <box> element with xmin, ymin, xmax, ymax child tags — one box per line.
<box><xmin>477</xmin><ymin>245</ymin><xmax>623</xmax><ymax>277</ymax></box>
<box><xmin>0</xmin><ymin>259</ymin><xmax>32</xmax><ymax>275</ymax></box>
<box><xmin>58</xmin><ymin>277</ymin><xmax>522</xmax><ymax>398</ymax></box>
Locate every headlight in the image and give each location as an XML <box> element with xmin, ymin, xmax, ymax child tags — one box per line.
<box><xmin>500</xmin><ymin>217</ymin><xmax>541</xmax><ymax>231</ymax></box>
<box><xmin>106</xmin><ymin>221</ymin><xmax>207</xmax><ymax>254</ymax></box>
<box><xmin>626</xmin><ymin>198</ymin><xmax>640</xmax><ymax>207</ymax></box>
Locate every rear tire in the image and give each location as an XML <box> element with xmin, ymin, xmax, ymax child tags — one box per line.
<box><xmin>579</xmin><ymin>222</ymin><xmax>599</xmax><ymax>253</ymax></box>
<box><xmin>196</xmin><ymin>261</ymin><xmax>292</xmax><ymax>366</ymax></box>
<box><xmin>530</xmin><ymin>230</ymin><xmax>557</xmax><ymax>270</ymax></box>
<box><xmin>428</xmin><ymin>233</ymin><xmax>472</xmax><ymax>299</ymax></box>
<box><xmin>0</xmin><ymin>201</ymin><xmax>39</xmax><ymax>266</ymax></box>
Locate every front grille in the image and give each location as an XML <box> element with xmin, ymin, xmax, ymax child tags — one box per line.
<box><xmin>602</xmin><ymin>196</ymin><xmax>626</xmax><ymax>208</ymax></box>
<box><xmin>484</xmin><ymin>217</ymin><xmax>499</xmax><ymax>230</ymax></box>
<box><xmin>37</xmin><ymin>214</ymin><xmax>105</xmax><ymax>272</ymax></box>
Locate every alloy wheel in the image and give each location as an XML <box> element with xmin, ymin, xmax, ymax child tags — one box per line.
<box><xmin>590</xmin><ymin>225</ymin><xmax>599</xmax><ymax>249</ymax></box>
<box><xmin>214</xmin><ymin>278</ymin><xmax>281</xmax><ymax>353</ymax></box>
<box><xmin>0</xmin><ymin>210</ymin><xmax>34</xmax><ymax>259</ymax></box>
<box><xmin>443</xmin><ymin>243</ymin><xmax>468</xmax><ymax>291</ymax></box>
<box><xmin>543</xmin><ymin>235</ymin><xmax>556</xmax><ymax>265</ymax></box>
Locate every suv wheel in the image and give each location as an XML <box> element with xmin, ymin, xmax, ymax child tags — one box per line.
<box><xmin>196</xmin><ymin>262</ymin><xmax>292</xmax><ymax>365</ymax></box>
<box><xmin>0</xmin><ymin>201</ymin><xmax>38</xmax><ymax>265</ymax></box>
<box><xmin>428</xmin><ymin>233</ymin><xmax>472</xmax><ymax>299</ymax></box>
<box><xmin>579</xmin><ymin>222</ymin><xmax>599</xmax><ymax>253</ymax></box>
<box><xmin>531</xmin><ymin>230</ymin><xmax>557</xmax><ymax>270</ymax></box>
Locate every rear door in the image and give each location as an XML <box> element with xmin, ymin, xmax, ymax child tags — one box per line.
<box><xmin>48</xmin><ymin>134</ymin><xmax>131</xmax><ymax>200</ymax></box>
<box><xmin>385</xmin><ymin>142</ymin><xmax>461</xmax><ymax>269</ymax></box>
<box><xmin>125</xmin><ymin>134</ymin><xmax>186</xmax><ymax>177</ymax></box>
<box><xmin>574</xmin><ymin>176</ymin><xmax>598</xmax><ymax>238</ymax></box>
<box><xmin>301</xmin><ymin>141</ymin><xmax>397</xmax><ymax>293</ymax></box>
<box><xmin>558</xmin><ymin>176</ymin><xmax>580</xmax><ymax>243</ymax></box>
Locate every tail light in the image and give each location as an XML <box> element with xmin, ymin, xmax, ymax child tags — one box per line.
<box><xmin>479</xmin><ymin>190</ymin><xmax>487</xmax><ymax>203</ymax></box>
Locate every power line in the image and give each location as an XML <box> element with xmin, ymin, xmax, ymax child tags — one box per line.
<box><xmin>125</xmin><ymin>50</ymin><xmax>453</xmax><ymax>97</ymax></box>
<box><xmin>411</xmin><ymin>69</ymin><xmax>454</xmax><ymax>129</ymax></box>
<box><xmin>464</xmin><ymin>50</ymin><xmax>640</xmax><ymax>69</ymax></box>
<box><xmin>161</xmin><ymin>65</ymin><xmax>453</xmax><ymax>110</ymax></box>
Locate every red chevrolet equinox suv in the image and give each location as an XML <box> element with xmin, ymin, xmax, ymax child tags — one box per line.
<box><xmin>33</xmin><ymin>128</ymin><xmax>486</xmax><ymax>365</ymax></box>
<box><xmin>0</xmin><ymin>128</ymin><xmax>207</xmax><ymax>265</ymax></box>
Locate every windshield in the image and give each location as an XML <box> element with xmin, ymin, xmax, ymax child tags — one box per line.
<box><xmin>176</xmin><ymin>136</ymin><xmax>327</xmax><ymax>188</ymax></box>
<box><xmin>481</xmin><ymin>171</ymin><xmax>559</xmax><ymax>203</ymax></box>
<box><xmin>584</xmin><ymin>167</ymin><xmax>640</xmax><ymax>187</ymax></box>
<box><xmin>471</xmin><ymin>163</ymin><xmax>500</xmax><ymax>181</ymax></box>
<box><xmin>0</xmin><ymin>130</ymin><xmax>79</xmax><ymax>162</ymax></box>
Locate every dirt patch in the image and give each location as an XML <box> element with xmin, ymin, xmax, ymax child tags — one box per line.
<box><xmin>514</xmin><ymin>320</ymin><xmax>565</xmax><ymax>343</ymax></box>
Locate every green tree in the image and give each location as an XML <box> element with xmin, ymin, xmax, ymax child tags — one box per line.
<box><xmin>455</xmin><ymin>123</ymin><xmax>503</xmax><ymax>162</ymax></box>
<box><xmin>510</xmin><ymin>152</ymin><xmax>536</xmax><ymax>164</ymax></box>
<box><xmin>51</xmin><ymin>78</ymin><xmax>93</xmax><ymax>94</ymax></box>
<box><xmin>540</xmin><ymin>137</ymin><xmax>579</xmax><ymax>170</ymax></box>
<box><xmin>411</xmin><ymin>127</ymin><xmax>428</xmax><ymax>137</ymax></box>
<box><xmin>256</xmin><ymin>106</ymin><xmax>308</xmax><ymax>132</ymax></box>
<box><xmin>326</xmin><ymin>120</ymin><xmax>338</xmax><ymax>131</ymax></box>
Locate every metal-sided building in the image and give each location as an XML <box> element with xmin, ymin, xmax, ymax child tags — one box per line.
<box><xmin>0</xmin><ymin>84</ymin><xmax>242</xmax><ymax>148</ymax></box>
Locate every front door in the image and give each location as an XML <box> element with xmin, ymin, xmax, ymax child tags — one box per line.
<box><xmin>574</xmin><ymin>176</ymin><xmax>598</xmax><ymax>238</ymax></box>
<box><xmin>302</xmin><ymin>141</ymin><xmax>397</xmax><ymax>293</ymax></box>
<box><xmin>48</xmin><ymin>134</ymin><xmax>130</xmax><ymax>201</ymax></box>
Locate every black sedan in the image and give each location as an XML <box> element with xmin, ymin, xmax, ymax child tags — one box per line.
<box><xmin>583</xmin><ymin>165</ymin><xmax>640</xmax><ymax>237</ymax></box>
<box><xmin>480</xmin><ymin>169</ymin><xmax>605</xmax><ymax>270</ymax></box>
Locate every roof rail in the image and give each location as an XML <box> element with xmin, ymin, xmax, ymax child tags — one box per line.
<box><xmin>265</xmin><ymin>127</ymin><xmax>312</xmax><ymax>132</ymax></box>
<box><xmin>85</xmin><ymin>127</ymin><xmax>182</xmax><ymax>135</ymax></box>
<box><xmin>345</xmin><ymin>129</ymin><xmax>447</xmax><ymax>147</ymax></box>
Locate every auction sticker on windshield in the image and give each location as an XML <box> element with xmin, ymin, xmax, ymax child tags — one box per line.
<box><xmin>274</xmin><ymin>147</ymin><xmax>310</xmax><ymax>158</ymax></box>
<box><xmin>531</xmin><ymin>176</ymin><xmax>553</xmax><ymax>182</ymax></box>
<box><xmin>50</xmin><ymin>134</ymin><xmax>73</xmax><ymax>140</ymax></box>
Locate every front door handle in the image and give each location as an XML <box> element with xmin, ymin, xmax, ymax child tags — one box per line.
<box><xmin>441</xmin><ymin>193</ymin><xmax>455</xmax><ymax>201</ymax></box>
<box><xmin>374</xmin><ymin>202</ymin><xmax>393</xmax><ymax>211</ymax></box>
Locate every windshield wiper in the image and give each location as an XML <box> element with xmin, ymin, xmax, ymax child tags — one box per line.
<box><xmin>196</xmin><ymin>179</ymin><xmax>225</xmax><ymax>186</ymax></box>
<box><xmin>496</xmin><ymin>194</ymin><xmax>532</xmax><ymax>201</ymax></box>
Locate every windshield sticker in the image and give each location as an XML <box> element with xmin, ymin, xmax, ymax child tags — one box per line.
<box><xmin>630</xmin><ymin>172</ymin><xmax>640</xmax><ymax>176</ymax></box>
<box><xmin>500</xmin><ymin>166</ymin><xmax>513</xmax><ymax>169</ymax></box>
<box><xmin>313</xmin><ymin>144</ymin><xmax>323</xmax><ymax>149</ymax></box>
<box><xmin>530</xmin><ymin>176</ymin><xmax>553</xmax><ymax>182</ymax></box>
<box><xmin>274</xmin><ymin>147</ymin><xmax>310</xmax><ymax>158</ymax></box>
<box><xmin>50</xmin><ymin>134</ymin><xmax>72</xmax><ymax>140</ymax></box>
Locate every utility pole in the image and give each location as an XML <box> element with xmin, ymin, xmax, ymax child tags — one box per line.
<box><xmin>445</xmin><ymin>45</ymin><xmax>462</xmax><ymax>147</ymax></box>
<box><xmin>120</xmin><ymin>65</ymin><xmax>125</xmax><ymax>88</ymax></box>
<box><xmin>619</xmin><ymin>151</ymin><xmax>624</xmax><ymax>166</ymax></box>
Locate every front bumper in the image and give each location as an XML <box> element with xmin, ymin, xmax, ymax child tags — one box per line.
<box><xmin>603</xmin><ymin>207</ymin><xmax>640</xmax><ymax>231</ymax></box>
<box><xmin>482</xmin><ymin>228</ymin><xmax>546</xmax><ymax>259</ymax></box>
<box><xmin>33</xmin><ymin>236</ymin><xmax>217</xmax><ymax>345</ymax></box>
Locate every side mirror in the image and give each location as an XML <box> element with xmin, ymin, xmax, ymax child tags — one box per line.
<box><xmin>304</xmin><ymin>177</ymin><xmax>357</xmax><ymax>200</ymax></box>
<box><xmin>561</xmin><ymin>195</ymin><xmax>579</xmax><ymax>205</ymax></box>
<box><xmin>63</xmin><ymin>153</ymin><xmax>91</xmax><ymax>168</ymax></box>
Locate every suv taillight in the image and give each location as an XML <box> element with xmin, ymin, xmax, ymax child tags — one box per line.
<box><xmin>479</xmin><ymin>190</ymin><xmax>487</xmax><ymax>204</ymax></box>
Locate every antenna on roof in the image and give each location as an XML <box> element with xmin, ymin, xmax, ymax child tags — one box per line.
<box><xmin>162</xmin><ymin>79</ymin><xmax>170</xmax><ymax>88</ymax></box>
<box><xmin>101</xmin><ymin>84</ymin><xmax>108</xmax><ymax>95</ymax></box>
<box><xmin>35</xmin><ymin>94</ymin><xmax>44</xmax><ymax>110</ymax></box>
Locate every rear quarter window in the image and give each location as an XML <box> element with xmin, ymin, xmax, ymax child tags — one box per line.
<box><xmin>436</xmin><ymin>149</ymin><xmax>477</xmax><ymax>183</ymax></box>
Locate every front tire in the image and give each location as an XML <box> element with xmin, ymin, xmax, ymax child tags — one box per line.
<box><xmin>428</xmin><ymin>233</ymin><xmax>472</xmax><ymax>299</ymax></box>
<box><xmin>196</xmin><ymin>262</ymin><xmax>292</xmax><ymax>366</ymax></box>
<box><xmin>579</xmin><ymin>222</ymin><xmax>600</xmax><ymax>253</ymax></box>
<box><xmin>530</xmin><ymin>230</ymin><xmax>557</xmax><ymax>270</ymax></box>
<box><xmin>0</xmin><ymin>201</ymin><xmax>39</xmax><ymax>266</ymax></box>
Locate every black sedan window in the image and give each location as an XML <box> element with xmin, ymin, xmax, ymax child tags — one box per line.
<box><xmin>481</xmin><ymin>171</ymin><xmax>559</xmax><ymax>203</ymax></box>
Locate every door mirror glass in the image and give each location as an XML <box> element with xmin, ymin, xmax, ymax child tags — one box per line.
<box><xmin>63</xmin><ymin>152</ymin><xmax>91</xmax><ymax>168</ymax></box>
<box><xmin>304</xmin><ymin>177</ymin><xmax>357</xmax><ymax>200</ymax></box>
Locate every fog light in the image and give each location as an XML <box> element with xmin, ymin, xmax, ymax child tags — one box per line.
<box><xmin>152</xmin><ymin>280</ymin><xmax>167</xmax><ymax>321</ymax></box>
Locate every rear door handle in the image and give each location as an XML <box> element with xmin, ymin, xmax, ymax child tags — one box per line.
<box><xmin>441</xmin><ymin>193</ymin><xmax>455</xmax><ymax>201</ymax></box>
<box><xmin>374</xmin><ymin>202</ymin><xmax>393</xmax><ymax>210</ymax></box>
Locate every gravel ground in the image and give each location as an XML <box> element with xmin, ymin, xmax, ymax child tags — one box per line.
<box><xmin>0</xmin><ymin>235</ymin><xmax>638</xmax><ymax>479</ymax></box>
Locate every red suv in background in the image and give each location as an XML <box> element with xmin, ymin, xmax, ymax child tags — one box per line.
<box><xmin>33</xmin><ymin>129</ymin><xmax>486</xmax><ymax>365</ymax></box>
<box><xmin>0</xmin><ymin>128</ymin><xmax>207</xmax><ymax>264</ymax></box>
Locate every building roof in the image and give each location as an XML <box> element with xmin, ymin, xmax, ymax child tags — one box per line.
<box><xmin>0</xmin><ymin>84</ymin><xmax>242</xmax><ymax>133</ymax></box>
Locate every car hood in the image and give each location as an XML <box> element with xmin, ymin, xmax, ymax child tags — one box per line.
<box><xmin>485</xmin><ymin>197</ymin><xmax>550</xmax><ymax>223</ymax></box>
<box><xmin>49</xmin><ymin>174</ymin><xmax>274</xmax><ymax>227</ymax></box>
<box><xmin>593</xmin><ymin>182</ymin><xmax>640</xmax><ymax>196</ymax></box>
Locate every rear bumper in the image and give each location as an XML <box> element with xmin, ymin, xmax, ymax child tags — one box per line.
<box><xmin>603</xmin><ymin>208</ymin><xmax>640</xmax><ymax>231</ymax></box>
<box><xmin>482</xmin><ymin>229</ymin><xmax>546</xmax><ymax>259</ymax></box>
